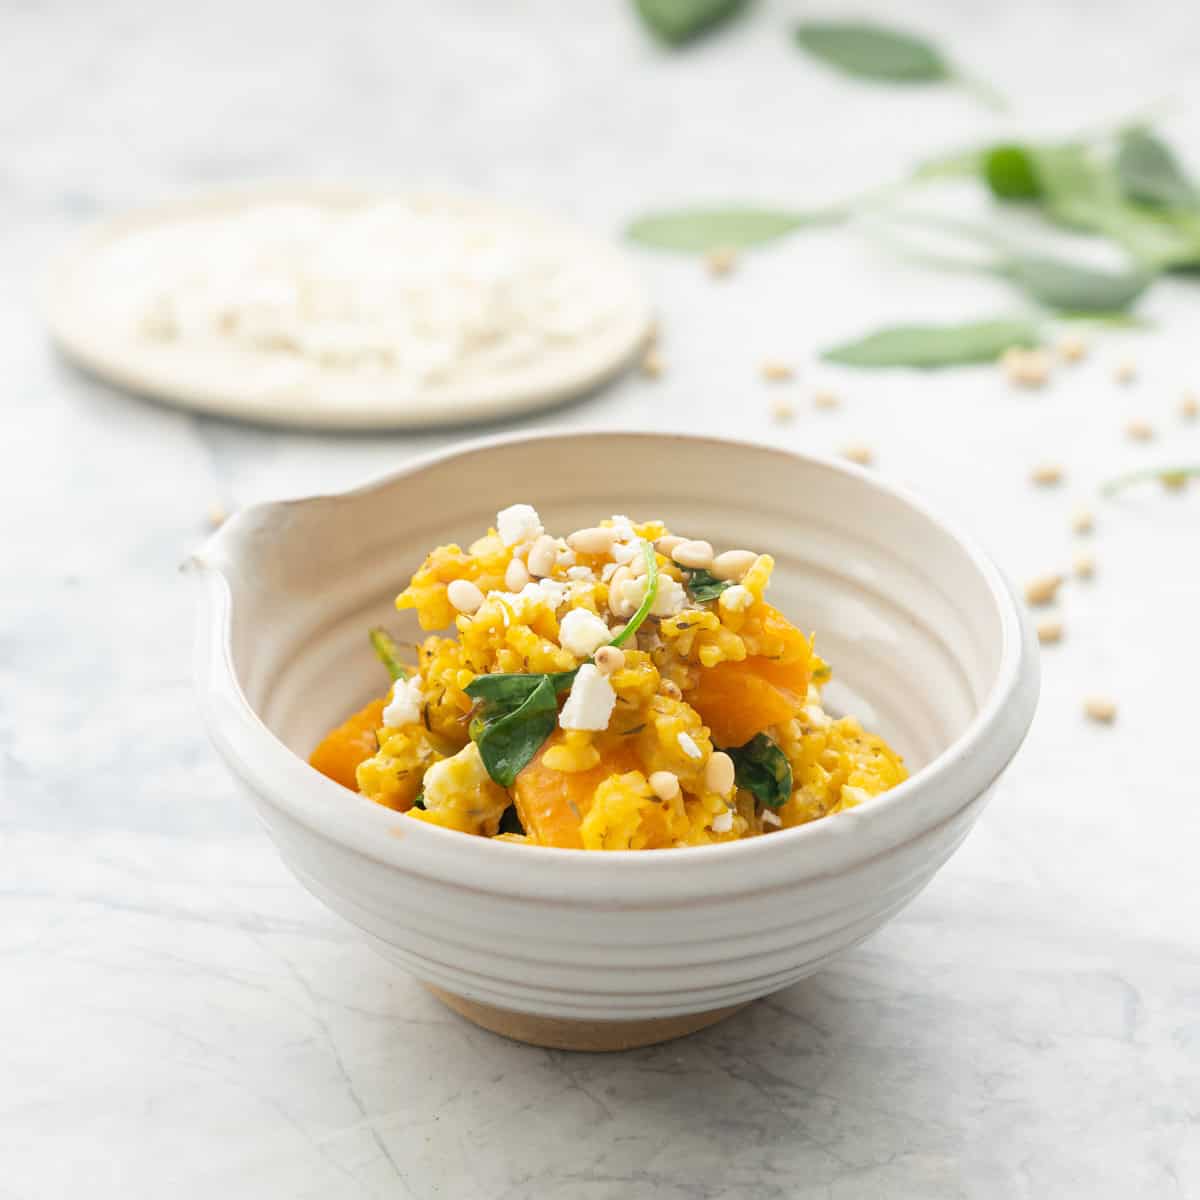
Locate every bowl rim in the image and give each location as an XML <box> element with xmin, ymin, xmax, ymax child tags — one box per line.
<box><xmin>190</xmin><ymin>429</ymin><xmax>1040</xmax><ymax>892</ymax></box>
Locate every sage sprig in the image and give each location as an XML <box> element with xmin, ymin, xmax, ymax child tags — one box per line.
<box><xmin>793</xmin><ymin>20</ymin><xmax>1004</xmax><ymax>110</ymax></box>
<box><xmin>822</xmin><ymin>318</ymin><xmax>1040</xmax><ymax>368</ymax></box>
<box><xmin>633</xmin><ymin>0</ymin><xmax>748</xmax><ymax>46</ymax></box>
<box><xmin>627</xmin><ymin>207</ymin><xmax>842</xmax><ymax>252</ymax></box>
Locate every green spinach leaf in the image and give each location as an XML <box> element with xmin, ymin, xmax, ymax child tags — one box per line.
<box><xmin>470</xmin><ymin>675</ymin><xmax>560</xmax><ymax>788</ymax></box>
<box><xmin>822</xmin><ymin>318</ymin><xmax>1039</xmax><ymax>368</ymax></box>
<box><xmin>369</xmin><ymin>627</ymin><xmax>409</xmax><ymax>681</ymax></box>
<box><xmin>1116</xmin><ymin>128</ymin><xmax>1198</xmax><ymax>210</ymax></box>
<box><xmin>682</xmin><ymin>568</ymin><xmax>731</xmax><ymax>602</ymax></box>
<box><xmin>627</xmin><ymin>207</ymin><xmax>836</xmax><ymax>252</ymax></box>
<box><xmin>726</xmin><ymin>733</ymin><xmax>792</xmax><ymax>809</ymax></box>
<box><xmin>633</xmin><ymin>0</ymin><xmax>747</xmax><ymax>46</ymax></box>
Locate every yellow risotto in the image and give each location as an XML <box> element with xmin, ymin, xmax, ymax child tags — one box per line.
<box><xmin>309</xmin><ymin>506</ymin><xmax>906</xmax><ymax>849</ymax></box>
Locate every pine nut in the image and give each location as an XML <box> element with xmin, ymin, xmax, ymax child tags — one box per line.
<box><xmin>1037</xmin><ymin>618</ymin><xmax>1064</xmax><ymax>645</ymax></box>
<box><xmin>711</xmin><ymin>549</ymin><xmax>757</xmax><ymax>581</ymax></box>
<box><xmin>526</xmin><ymin>534</ymin><xmax>559</xmax><ymax>578</ymax></box>
<box><xmin>207</xmin><ymin>502</ymin><xmax>228</xmax><ymax>529</ymax></box>
<box><xmin>1057</xmin><ymin>334</ymin><xmax>1088</xmax><ymax>362</ymax></box>
<box><xmin>842</xmin><ymin>444</ymin><xmax>873</xmax><ymax>466</ymax></box>
<box><xmin>1125</xmin><ymin>418</ymin><xmax>1154</xmax><ymax>441</ymax></box>
<box><xmin>1114</xmin><ymin>358</ymin><xmax>1137</xmax><ymax>384</ymax></box>
<box><xmin>706</xmin><ymin>246</ymin><xmax>737</xmax><ymax>276</ymax></box>
<box><xmin>671</xmin><ymin>540</ymin><xmax>715</xmax><ymax>569</ymax></box>
<box><xmin>607</xmin><ymin>566</ymin><xmax>635</xmax><ymax>616</ymax></box>
<box><xmin>1071</xmin><ymin>506</ymin><xmax>1094</xmax><ymax>535</ymax></box>
<box><xmin>641</xmin><ymin>349</ymin><xmax>664</xmax><ymax>378</ymax></box>
<box><xmin>447</xmin><ymin>578</ymin><xmax>485</xmax><ymax>614</ymax></box>
<box><xmin>1181</xmin><ymin>391</ymin><xmax>1199</xmax><ymax>419</ymax></box>
<box><xmin>505</xmin><ymin>557</ymin><xmax>530</xmax><ymax>591</ymax></box>
<box><xmin>649</xmin><ymin>770</ymin><xmax>681</xmax><ymax>801</ymax></box>
<box><xmin>771</xmin><ymin>397</ymin><xmax>796</xmax><ymax>422</ymax></box>
<box><xmin>813</xmin><ymin>388</ymin><xmax>840</xmax><ymax>410</ymax></box>
<box><xmin>1084</xmin><ymin>696</ymin><xmax>1117</xmax><ymax>724</ymax></box>
<box><xmin>567</xmin><ymin>527</ymin><xmax>615</xmax><ymax>555</ymax></box>
<box><xmin>1003</xmin><ymin>348</ymin><xmax>1051</xmax><ymax>388</ymax></box>
<box><xmin>593</xmin><ymin>645</ymin><xmax>625</xmax><ymax>675</ymax></box>
<box><xmin>1024</xmin><ymin>573</ymin><xmax>1063</xmax><ymax>606</ymax></box>
<box><xmin>1073</xmin><ymin>549</ymin><xmax>1096</xmax><ymax>579</ymax></box>
<box><xmin>760</xmin><ymin>361</ymin><xmax>793</xmax><ymax>381</ymax></box>
<box><xmin>655</xmin><ymin>534</ymin><xmax>684</xmax><ymax>555</ymax></box>
<box><xmin>1031</xmin><ymin>463</ymin><xmax>1064</xmax><ymax>486</ymax></box>
<box><xmin>705</xmin><ymin>751</ymin><xmax>736</xmax><ymax>796</ymax></box>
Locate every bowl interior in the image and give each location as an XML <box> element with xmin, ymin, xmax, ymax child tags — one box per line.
<box><xmin>217</xmin><ymin>434</ymin><xmax>1008</xmax><ymax>785</ymax></box>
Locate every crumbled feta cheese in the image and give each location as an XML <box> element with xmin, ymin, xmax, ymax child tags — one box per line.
<box><xmin>609</xmin><ymin>514</ymin><xmax>635</xmax><ymax>540</ymax></box>
<box><xmin>711</xmin><ymin>809</ymin><xmax>734</xmax><ymax>834</ymax></box>
<box><xmin>496</xmin><ymin>503</ymin><xmax>543</xmax><ymax>547</ymax></box>
<box><xmin>381</xmin><ymin>677</ymin><xmax>425</xmax><ymax>728</ymax></box>
<box><xmin>651</xmin><ymin>575</ymin><xmax>686</xmax><ymax>616</ymax></box>
<box><xmin>601</xmin><ymin>561</ymin><xmax>620</xmax><ymax>582</ymax></box>
<box><xmin>557</xmin><ymin>547</ymin><xmax>577</xmax><ymax>568</ymax></box>
<box><xmin>421</xmin><ymin>742</ymin><xmax>486</xmax><ymax>812</ymax></box>
<box><xmin>559</xmin><ymin>664</ymin><xmax>617</xmax><ymax>732</ymax></box>
<box><xmin>536</xmin><ymin>579</ymin><xmax>568</xmax><ymax>609</ymax></box>
<box><xmin>803</xmin><ymin>704</ymin><xmax>832</xmax><ymax>729</ymax></box>
<box><xmin>677</xmin><ymin>731</ymin><xmax>702</xmax><ymax>759</ymax></box>
<box><xmin>558</xmin><ymin>608</ymin><xmax>612</xmax><ymax>657</ymax></box>
<box><xmin>566</xmin><ymin>565</ymin><xmax>594</xmax><ymax>581</ymax></box>
<box><xmin>719</xmin><ymin>584</ymin><xmax>753</xmax><ymax>614</ymax></box>
<box><xmin>610</xmin><ymin>540</ymin><xmax>639</xmax><ymax>564</ymax></box>
<box><xmin>762</xmin><ymin>809</ymin><xmax>782</xmax><ymax>828</ymax></box>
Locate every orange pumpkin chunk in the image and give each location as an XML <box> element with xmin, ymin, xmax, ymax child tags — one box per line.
<box><xmin>690</xmin><ymin>657</ymin><xmax>808</xmax><ymax>748</ymax></box>
<box><xmin>309</xmin><ymin>698</ymin><xmax>387</xmax><ymax>790</ymax></box>
<box><xmin>513</xmin><ymin>733</ymin><xmax>640</xmax><ymax>849</ymax></box>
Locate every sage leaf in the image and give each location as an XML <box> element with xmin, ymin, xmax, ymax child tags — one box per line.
<box><xmin>633</xmin><ymin>0</ymin><xmax>747</xmax><ymax>46</ymax></box>
<box><xmin>465</xmin><ymin>671</ymin><xmax>575</xmax><ymax>709</ymax></box>
<box><xmin>369</xmin><ymin>627</ymin><xmax>408</xmax><ymax>681</ymax></box>
<box><xmin>627</xmin><ymin>207</ymin><xmax>836</xmax><ymax>252</ymax></box>
<box><xmin>1116</xmin><ymin>128</ymin><xmax>1198</xmax><ymax>210</ymax></box>
<box><xmin>726</xmin><ymin>733</ymin><xmax>792</xmax><ymax>809</ymax></box>
<box><xmin>470</xmin><ymin>675</ymin><xmax>560</xmax><ymax>788</ymax></box>
<box><xmin>983</xmin><ymin>144</ymin><xmax>1042</xmax><ymax>201</ymax></box>
<box><xmin>997</xmin><ymin>253</ymin><xmax>1152</xmax><ymax>313</ymax></box>
<box><xmin>822</xmin><ymin>318</ymin><xmax>1040</xmax><ymax>368</ymax></box>
<box><xmin>682</xmin><ymin>568</ymin><xmax>731</xmax><ymax>602</ymax></box>
<box><xmin>794</xmin><ymin>20</ymin><xmax>948</xmax><ymax>82</ymax></box>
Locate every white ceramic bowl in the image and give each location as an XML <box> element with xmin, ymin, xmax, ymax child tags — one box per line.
<box><xmin>191</xmin><ymin>432</ymin><xmax>1039</xmax><ymax>1050</ymax></box>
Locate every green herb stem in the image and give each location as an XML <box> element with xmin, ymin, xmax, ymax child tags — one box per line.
<box><xmin>610</xmin><ymin>540</ymin><xmax>659</xmax><ymax>648</ymax></box>
<box><xmin>369</xmin><ymin>627</ymin><xmax>409</xmax><ymax>681</ymax></box>
<box><xmin>1101</xmin><ymin>465</ymin><xmax>1200</xmax><ymax>496</ymax></box>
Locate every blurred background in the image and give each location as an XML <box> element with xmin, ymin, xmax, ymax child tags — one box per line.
<box><xmin>3</xmin><ymin>2</ymin><xmax>1198</xmax><ymax>1197</ymax></box>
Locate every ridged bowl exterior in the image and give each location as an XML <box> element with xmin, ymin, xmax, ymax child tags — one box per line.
<box><xmin>191</xmin><ymin>432</ymin><xmax>1039</xmax><ymax>1024</ymax></box>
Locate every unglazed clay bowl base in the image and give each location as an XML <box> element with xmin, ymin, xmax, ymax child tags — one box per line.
<box><xmin>427</xmin><ymin>987</ymin><xmax>747</xmax><ymax>1052</ymax></box>
<box><xmin>190</xmin><ymin>431</ymin><xmax>1040</xmax><ymax>1046</ymax></box>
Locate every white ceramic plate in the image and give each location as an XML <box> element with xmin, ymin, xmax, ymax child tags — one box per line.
<box><xmin>44</xmin><ymin>184</ymin><xmax>654</xmax><ymax>430</ymax></box>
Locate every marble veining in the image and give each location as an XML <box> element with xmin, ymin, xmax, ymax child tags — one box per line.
<box><xmin>2</xmin><ymin>1</ymin><xmax>1198</xmax><ymax>1196</ymax></box>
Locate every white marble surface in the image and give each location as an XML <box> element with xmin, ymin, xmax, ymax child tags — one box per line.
<box><xmin>3</xmin><ymin>2</ymin><xmax>1199</xmax><ymax>1196</ymax></box>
